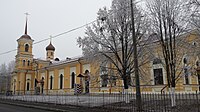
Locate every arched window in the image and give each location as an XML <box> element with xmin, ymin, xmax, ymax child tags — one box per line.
<box><xmin>85</xmin><ymin>70</ymin><xmax>89</xmax><ymax>74</ymax></box>
<box><xmin>196</xmin><ymin>61</ymin><xmax>199</xmax><ymax>67</ymax></box>
<box><xmin>60</xmin><ymin>74</ymin><xmax>63</xmax><ymax>89</ymax></box>
<box><xmin>183</xmin><ymin>58</ymin><xmax>187</xmax><ymax>64</ymax></box>
<box><xmin>27</xmin><ymin>82</ymin><xmax>30</xmax><ymax>91</ymax></box>
<box><xmin>50</xmin><ymin>76</ymin><xmax>53</xmax><ymax>90</ymax></box>
<box><xmin>23</xmin><ymin>60</ymin><xmax>26</xmax><ymax>66</ymax></box>
<box><xmin>85</xmin><ymin>70</ymin><xmax>90</xmax><ymax>81</ymax></box>
<box><xmin>25</xmin><ymin>44</ymin><xmax>29</xmax><ymax>52</ymax></box>
<box><xmin>27</xmin><ymin>60</ymin><xmax>30</xmax><ymax>66</ymax></box>
<box><xmin>71</xmin><ymin>72</ymin><xmax>75</xmax><ymax>88</ymax></box>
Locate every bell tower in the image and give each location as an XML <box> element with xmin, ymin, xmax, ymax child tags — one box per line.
<box><xmin>46</xmin><ymin>38</ymin><xmax>55</xmax><ymax>61</ymax></box>
<box><xmin>12</xmin><ymin>13</ymin><xmax>34</xmax><ymax>95</ymax></box>
<box><xmin>15</xmin><ymin>13</ymin><xmax>34</xmax><ymax>70</ymax></box>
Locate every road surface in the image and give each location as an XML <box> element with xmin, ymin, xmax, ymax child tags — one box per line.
<box><xmin>0</xmin><ymin>103</ymin><xmax>53</xmax><ymax>112</ymax></box>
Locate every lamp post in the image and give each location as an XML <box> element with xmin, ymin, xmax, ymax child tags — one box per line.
<box><xmin>130</xmin><ymin>0</ymin><xmax>141</xmax><ymax>110</ymax></box>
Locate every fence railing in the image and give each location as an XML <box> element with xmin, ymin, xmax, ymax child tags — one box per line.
<box><xmin>0</xmin><ymin>92</ymin><xmax>199</xmax><ymax>112</ymax></box>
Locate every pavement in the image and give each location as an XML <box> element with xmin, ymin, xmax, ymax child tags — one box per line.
<box><xmin>0</xmin><ymin>103</ymin><xmax>52</xmax><ymax>112</ymax></box>
<box><xmin>0</xmin><ymin>99</ymin><xmax>111</xmax><ymax>112</ymax></box>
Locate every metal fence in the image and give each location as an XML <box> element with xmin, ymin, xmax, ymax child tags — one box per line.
<box><xmin>0</xmin><ymin>92</ymin><xmax>199</xmax><ymax>112</ymax></box>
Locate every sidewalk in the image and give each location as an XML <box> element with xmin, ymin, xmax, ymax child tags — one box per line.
<box><xmin>0</xmin><ymin>99</ymin><xmax>106</xmax><ymax>112</ymax></box>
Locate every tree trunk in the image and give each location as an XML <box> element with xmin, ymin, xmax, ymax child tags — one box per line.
<box><xmin>170</xmin><ymin>87</ymin><xmax>176</xmax><ymax>107</ymax></box>
<box><xmin>170</xmin><ymin>78</ymin><xmax>176</xmax><ymax>107</ymax></box>
<box><xmin>123</xmin><ymin>78</ymin><xmax>129</xmax><ymax>103</ymax></box>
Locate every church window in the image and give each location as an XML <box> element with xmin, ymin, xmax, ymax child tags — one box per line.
<box><xmin>100</xmin><ymin>66</ymin><xmax>108</xmax><ymax>87</ymax></box>
<box><xmin>198</xmin><ymin>74</ymin><xmax>200</xmax><ymax>89</ymax></box>
<box><xmin>101</xmin><ymin>74</ymin><xmax>108</xmax><ymax>87</ymax></box>
<box><xmin>51</xmin><ymin>52</ymin><xmax>53</xmax><ymax>56</ymax></box>
<box><xmin>153</xmin><ymin>68</ymin><xmax>164</xmax><ymax>85</ymax></box>
<box><xmin>60</xmin><ymin>74</ymin><xmax>63</xmax><ymax>89</ymax></box>
<box><xmin>27</xmin><ymin>82</ymin><xmax>30</xmax><ymax>91</ymax></box>
<box><xmin>25</xmin><ymin>44</ymin><xmax>29</xmax><ymax>52</ymax></box>
<box><xmin>71</xmin><ymin>72</ymin><xmax>75</xmax><ymax>88</ymax></box>
<box><xmin>184</xmin><ymin>67</ymin><xmax>190</xmax><ymax>84</ymax></box>
<box><xmin>34</xmin><ymin>79</ymin><xmax>37</xmax><ymax>87</ymax></box>
<box><xmin>183</xmin><ymin>58</ymin><xmax>187</xmax><ymax>65</ymax></box>
<box><xmin>27</xmin><ymin>60</ymin><xmax>30</xmax><ymax>66</ymax></box>
<box><xmin>23</xmin><ymin>60</ymin><xmax>26</xmax><ymax>66</ymax></box>
<box><xmin>196</xmin><ymin>61</ymin><xmax>199</xmax><ymax>67</ymax></box>
<box><xmin>183</xmin><ymin>56</ymin><xmax>189</xmax><ymax>84</ymax></box>
<box><xmin>50</xmin><ymin>76</ymin><xmax>53</xmax><ymax>90</ymax></box>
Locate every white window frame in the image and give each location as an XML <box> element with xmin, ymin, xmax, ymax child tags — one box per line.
<box><xmin>58</xmin><ymin>69</ymin><xmax>64</xmax><ymax>89</ymax></box>
<box><xmin>151</xmin><ymin>61</ymin><xmax>166</xmax><ymax>85</ymax></box>
<box><xmin>49</xmin><ymin>71</ymin><xmax>54</xmax><ymax>90</ymax></box>
<box><xmin>70</xmin><ymin>67</ymin><xmax>76</xmax><ymax>89</ymax></box>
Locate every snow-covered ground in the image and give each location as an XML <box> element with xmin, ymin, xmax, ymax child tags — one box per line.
<box><xmin>0</xmin><ymin>94</ymin><xmax>135</xmax><ymax>107</ymax></box>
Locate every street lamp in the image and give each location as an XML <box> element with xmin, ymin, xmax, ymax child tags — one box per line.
<box><xmin>130</xmin><ymin>0</ymin><xmax>141</xmax><ymax>110</ymax></box>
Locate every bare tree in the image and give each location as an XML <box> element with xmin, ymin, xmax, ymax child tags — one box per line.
<box><xmin>78</xmin><ymin>0</ymin><xmax>150</xmax><ymax>98</ymax></box>
<box><xmin>7</xmin><ymin>60</ymin><xmax>15</xmax><ymax>91</ymax></box>
<box><xmin>146</xmin><ymin>0</ymin><xmax>192</xmax><ymax>107</ymax></box>
<box><xmin>190</xmin><ymin>0</ymin><xmax>200</xmax><ymax>29</ymax></box>
<box><xmin>0</xmin><ymin>63</ymin><xmax>8</xmax><ymax>93</ymax></box>
<box><xmin>0</xmin><ymin>61</ymin><xmax>15</xmax><ymax>93</ymax></box>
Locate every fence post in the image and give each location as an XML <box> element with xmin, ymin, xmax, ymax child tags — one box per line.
<box><xmin>103</xmin><ymin>91</ymin><xmax>105</xmax><ymax>107</ymax></box>
<box><xmin>162</xmin><ymin>91</ymin><xmax>166</xmax><ymax>112</ymax></box>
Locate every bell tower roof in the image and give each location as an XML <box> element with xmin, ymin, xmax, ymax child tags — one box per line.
<box><xmin>46</xmin><ymin>42</ymin><xmax>55</xmax><ymax>51</ymax></box>
<box><xmin>19</xmin><ymin>13</ymin><xmax>32</xmax><ymax>40</ymax></box>
<box><xmin>46</xmin><ymin>38</ymin><xmax>55</xmax><ymax>51</ymax></box>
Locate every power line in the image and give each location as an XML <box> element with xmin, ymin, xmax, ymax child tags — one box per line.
<box><xmin>0</xmin><ymin>2</ymin><xmax>133</xmax><ymax>56</ymax></box>
<box><xmin>0</xmin><ymin>49</ymin><xmax>17</xmax><ymax>56</ymax></box>
<box><xmin>0</xmin><ymin>20</ymin><xmax>96</xmax><ymax>56</ymax></box>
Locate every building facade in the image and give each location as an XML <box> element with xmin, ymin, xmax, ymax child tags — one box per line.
<box><xmin>11</xmin><ymin>20</ymin><xmax>200</xmax><ymax>95</ymax></box>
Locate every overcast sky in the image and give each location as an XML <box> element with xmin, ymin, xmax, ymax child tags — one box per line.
<box><xmin>0</xmin><ymin>0</ymin><xmax>112</xmax><ymax>65</ymax></box>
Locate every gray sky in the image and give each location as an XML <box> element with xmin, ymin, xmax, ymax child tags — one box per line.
<box><xmin>0</xmin><ymin>0</ymin><xmax>112</xmax><ymax>64</ymax></box>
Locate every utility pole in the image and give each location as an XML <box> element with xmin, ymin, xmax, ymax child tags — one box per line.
<box><xmin>130</xmin><ymin>0</ymin><xmax>141</xmax><ymax>111</ymax></box>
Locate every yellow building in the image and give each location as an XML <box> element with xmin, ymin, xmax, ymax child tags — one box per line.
<box><xmin>11</xmin><ymin>19</ymin><xmax>200</xmax><ymax>95</ymax></box>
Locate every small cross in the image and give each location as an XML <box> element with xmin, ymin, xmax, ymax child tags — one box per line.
<box><xmin>24</xmin><ymin>12</ymin><xmax>30</xmax><ymax>19</ymax></box>
<box><xmin>50</xmin><ymin>35</ymin><xmax>53</xmax><ymax>42</ymax></box>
